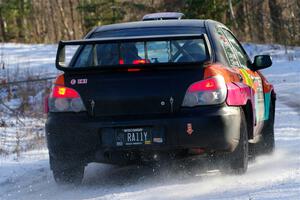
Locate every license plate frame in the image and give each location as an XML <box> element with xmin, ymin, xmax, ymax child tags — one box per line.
<box><xmin>116</xmin><ymin>127</ymin><xmax>152</xmax><ymax>146</ymax></box>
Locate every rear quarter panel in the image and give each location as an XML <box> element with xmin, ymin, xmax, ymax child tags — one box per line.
<box><xmin>203</xmin><ymin>64</ymin><xmax>256</xmax><ymax>129</ymax></box>
<box><xmin>203</xmin><ymin>64</ymin><xmax>254</xmax><ymax>106</ymax></box>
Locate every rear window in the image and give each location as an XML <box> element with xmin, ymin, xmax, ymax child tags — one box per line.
<box><xmin>71</xmin><ymin>38</ymin><xmax>208</xmax><ymax>68</ymax></box>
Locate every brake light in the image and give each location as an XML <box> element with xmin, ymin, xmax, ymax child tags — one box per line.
<box><xmin>188</xmin><ymin>78</ymin><xmax>219</xmax><ymax>92</ymax></box>
<box><xmin>47</xmin><ymin>75</ymin><xmax>86</xmax><ymax>113</ymax></box>
<box><xmin>132</xmin><ymin>59</ymin><xmax>149</xmax><ymax>64</ymax></box>
<box><xmin>182</xmin><ymin>76</ymin><xmax>227</xmax><ymax>107</ymax></box>
<box><xmin>52</xmin><ymin>86</ymin><xmax>79</xmax><ymax>98</ymax></box>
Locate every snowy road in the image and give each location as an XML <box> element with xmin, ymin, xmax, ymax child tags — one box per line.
<box><xmin>0</xmin><ymin>56</ymin><xmax>300</xmax><ymax>199</ymax></box>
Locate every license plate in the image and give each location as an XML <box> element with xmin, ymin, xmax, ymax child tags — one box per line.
<box><xmin>116</xmin><ymin>127</ymin><xmax>152</xmax><ymax>146</ymax></box>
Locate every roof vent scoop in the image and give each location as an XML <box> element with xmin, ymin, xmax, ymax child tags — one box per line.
<box><xmin>142</xmin><ymin>12</ymin><xmax>184</xmax><ymax>21</ymax></box>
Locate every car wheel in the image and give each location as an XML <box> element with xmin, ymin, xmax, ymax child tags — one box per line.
<box><xmin>221</xmin><ymin>108</ymin><xmax>248</xmax><ymax>174</ymax></box>
<box><xmin>50</xmin><ymin>156</ymin><xmax>84</xmax><ymax>184</ymax></box>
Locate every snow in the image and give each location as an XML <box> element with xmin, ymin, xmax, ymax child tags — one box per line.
<box><xmin>0</xmin><ymin>43</ymin><xmax>300</xmax><ymax>200</ymax></box>
<box><xmin>0</xmin><ymin>43</ymin><xmax>58</xmax><ymax>81</ymax></box>
<box><xmin>0</xmin><ymin>117</ymin><xmax>45</xmax><ymax>155</ymax></box>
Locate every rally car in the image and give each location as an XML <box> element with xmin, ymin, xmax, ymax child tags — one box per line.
<box><xmin>45</xmin><ymin>12</ymin><xmax>276</xmax><ymax>184</ymax></box>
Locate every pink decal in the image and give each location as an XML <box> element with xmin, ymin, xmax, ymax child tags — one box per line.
<box><xmin>226</xmin><ymin>82</ymin><xmax>256</xmax><ymax>127</ymax></box>
<box><xmin>226</xmin><ymin>82</ymin><xmax>253</xmax><ymax>106</ymax></box>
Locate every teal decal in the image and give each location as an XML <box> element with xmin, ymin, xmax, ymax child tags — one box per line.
<box><xmin>264</xmin><ymin>92</ymin><xmax>271</xmax><ymax>120</ymax></box>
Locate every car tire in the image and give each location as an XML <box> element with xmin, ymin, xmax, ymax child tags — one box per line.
<box><xmin>221</xmin><ymin>108</ymin><xmax>248</xmax><ymax>174</ymax></box>
<box><xmin>256</xmin><ymin>100</ymin><xmax>275</xmax><ymax>155</ymax></box>
<box><xmin>50</xmin><ymin>156</ymin><xmax>84</xmax><ymax>184</ymax></box>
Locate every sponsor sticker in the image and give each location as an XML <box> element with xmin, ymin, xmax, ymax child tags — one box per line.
<box><xmin>70</xmin><ymin>78</ymin><xmax>88</xmax><ymax>85</ymax></box>
<box><xmin>116</xmin><ymin>141</ymin><xmax>123</xmax><ymax>146</ymax></box>
<box><xmin>153</xmin><ymin>137</ymin><xmax>163</xmax><ymax>143</ymax></box>
<box><xmin>78</xmin><ymin>79</ymin><xmax>88</xmax><ymax>84</ymax></box>
<box><xmin>186</xmin><ymin>123</ymin><xmax>194</xmax><ymax>135</ymax></box>
<box><xmin>70</xmin><ymin>79</ymin><xmax>76</xmax><ymax>85</ymax></box>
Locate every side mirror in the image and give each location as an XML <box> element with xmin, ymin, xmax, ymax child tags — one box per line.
<box><xmin>252</xmin><ymin>55</ymin><xmax>272</xmax><ymax>71</ymax></box>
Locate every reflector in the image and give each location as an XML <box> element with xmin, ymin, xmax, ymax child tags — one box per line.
<box><xmin>127</xmin><ymin>68</ymin><xmax>141</xmax><ymax>72</ymax></box>
<box><xmin>54</xmin><ymin>74</ymin><xmax>65</xmax><ymax>85</ymax></box>
<box><xmin>54</xmin><ymin>98</ymin><xmax>69</xmax><ymax>111</ymax></box>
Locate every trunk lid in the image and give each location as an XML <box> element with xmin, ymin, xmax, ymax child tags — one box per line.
<box><xmin>64</xmin><ymin>67</ymin><xmax>204</xmax><ymax>118</ymax></box>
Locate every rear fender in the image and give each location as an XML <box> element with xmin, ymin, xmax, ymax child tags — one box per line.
<box><xmin>203</xmin><ymin>64</ymin><xmax>256</xmax><ymax>126</ymax></box>
<box><xmin>226</xmin><ymin>82</ymin><xmax>254</xmax><ymax>106</ymax></box>
<box><xmin>226</xmin><ymin>82</ymin><xmax>256</xmax><ymax>128</ymax></box>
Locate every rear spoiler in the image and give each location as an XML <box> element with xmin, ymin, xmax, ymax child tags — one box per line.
<box><xmin>56</xmin><ymin>34</ymin><xmax>212</xmax><ymax>71</ymax></box>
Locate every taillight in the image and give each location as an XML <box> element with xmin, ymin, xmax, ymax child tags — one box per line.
<box><xmin>182</xmin><ymin>76</ymin><xmax>227</xmax><ymax>107</ymax></box>
<box><xmin>52</xmin><ymin>86</ymin><xmax>79</xmax><ymax>98</ymax></box>
<box><xmin>119</xmin><ymin>59</ymin><xmax>124</xmax><ymax>64</ymax></box>
<box><xmin>48</xmin><ymin>78</ymin><xmax>86</xmax><ymax>113</ymax></box>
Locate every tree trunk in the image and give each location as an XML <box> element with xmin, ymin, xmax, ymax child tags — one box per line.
<box><xmin>69</xmin><ymin>0</ymin><xmax>76</xmax><ymax>39</ymax></box>
<box><xmin>268</xmin><ymin>0</ymin><xmax>283</xmax><ymax>44</ymax></box>
<box><xmin>55</xmin><ymin>0</ymin><xmax>72</xmax><ymax>40</ymax></box>
<box><xmin>49</xmin><ymin>0</ymin><xmax>58</xmax><ymax>42</ymax></box>
<box><xmin>16</xmin><ymin>0</ymin><xmax>25</xmax><ymax>42</ymax></box>
<box><xmin>228</xmin><ymin>0</ymin><xmax>238</xmax><ymax>31</ymax></box>
<box><xmin>255</xmin><ymin>0</ymin><xmax>265</xmax><ymax>43</ymax></box>
<box><xmin>0</xmin><ymin>12</ymin><xmax>6</xmax><ymax>42</ymax></box>
<box><xmin>245</xmin><ymin>1</ymin><xmax>253</xmax><ymax>41</ymax></box>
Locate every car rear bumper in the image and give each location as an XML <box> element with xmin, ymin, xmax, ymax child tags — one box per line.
<box><xmin>45</xmin><ymin>105</ymin><xmax>241</xmax><ymax>164</ymax></box>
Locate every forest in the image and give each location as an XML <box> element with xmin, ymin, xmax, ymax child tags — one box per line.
<box><xmin>0</xmin><ymin>0</ymin><xmax>299</xmax><ymax>45</ymax></box>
